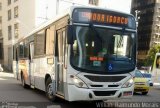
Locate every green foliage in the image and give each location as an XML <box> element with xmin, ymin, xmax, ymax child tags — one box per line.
<box><xmin>145</xmin><ymin>45</ymin><xmax>160</xmax><ymax>66</ymax></box>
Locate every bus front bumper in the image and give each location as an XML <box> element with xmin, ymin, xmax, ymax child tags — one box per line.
<box><xmin>67</xmin><ymin>85</ymin><xmax>134</xmax><ymax>101</ymax></box>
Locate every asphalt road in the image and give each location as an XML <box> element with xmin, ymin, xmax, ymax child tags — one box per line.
<box><xmin>0</xmin><ymin>72</ymin><xmax>160</xmax><ymax>108</ymax></box>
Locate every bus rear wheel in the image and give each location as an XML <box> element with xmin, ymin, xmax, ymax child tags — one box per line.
<box><xmin>46</xmin><ymin>78</ymin><xmax>56</xmax><ymax>102</ymax></box>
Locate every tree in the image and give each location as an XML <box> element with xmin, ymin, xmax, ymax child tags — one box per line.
<box><xmin>145</xmin><ymin>45</ymin><xmax>160</xmax><ymax>66</ymax></box>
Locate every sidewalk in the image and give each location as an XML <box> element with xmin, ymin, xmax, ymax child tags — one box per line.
<box><xmin>0</xmin><ymin>71</ymin><xmax>14</xmax><ymax>78</ymax></box>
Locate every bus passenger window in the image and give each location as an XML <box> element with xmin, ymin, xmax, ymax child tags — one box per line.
<box><xmin>46</xmin><ymin>26</ymin><xmax>55</xmax><ymax>55</ymax></box>
<box><xmin>34</xmin><ymin>30</ymin><xmax>45</xmax><ymax>56</ymax></box>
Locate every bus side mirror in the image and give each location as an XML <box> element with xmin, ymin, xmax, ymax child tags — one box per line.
<box><xmin>67</xmin><ymin>25</ymin><xmax>74</xmax><ymax>44</ymax></box>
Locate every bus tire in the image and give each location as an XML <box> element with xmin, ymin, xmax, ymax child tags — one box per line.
<box><xmin>21</xmin><ymin>74</ymin><xmax>29</xmax><ymax>88</ymax></box>
<box><xmin>46</xmin><ymin>77</ymin><xmax>56</xmax><ymax>102</ymax></box>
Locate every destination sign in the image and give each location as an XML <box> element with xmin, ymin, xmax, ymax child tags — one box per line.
<box><xmin>80</xmin><ymin>12</ymin><xmax>128</xmax><ymax>25</ymax></box>
<box><xmin>72</xmin><ymin>8</ymin><xmax>136</xmax><ymax>29</ymax></box>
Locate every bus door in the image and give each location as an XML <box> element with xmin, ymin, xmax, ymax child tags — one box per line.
<box><xmin>56</xmin><ymin>29</ymin><xmax>65</xmax><ymax>96</ymax></box>
<box><xmin>29</xmin><ymin>42</ymin><xmax>35</xmax><ymax>87</ymax></box>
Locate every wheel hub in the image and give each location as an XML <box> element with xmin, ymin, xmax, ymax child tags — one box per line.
<box><xmin>47</xmin><ymin>84</ymin><xmax>53</xmax><ymax>97</ymax></box>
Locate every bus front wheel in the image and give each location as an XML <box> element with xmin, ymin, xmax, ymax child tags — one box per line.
<box><xmin>46</xmin><ymin>78</ymin><xmax>56</xmax><ymax>101</ymax></box>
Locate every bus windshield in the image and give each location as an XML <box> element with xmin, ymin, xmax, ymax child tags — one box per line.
<box><xmin>71</xmin><ymin>25</ymin><xmax>136</xmax><ymax>74</ymax></box>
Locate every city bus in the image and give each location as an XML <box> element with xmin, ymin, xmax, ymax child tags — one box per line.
<box><xmin>13</xmin><ymin>6</ymin><xmax>137</xmax><ymax>102</ymax></box>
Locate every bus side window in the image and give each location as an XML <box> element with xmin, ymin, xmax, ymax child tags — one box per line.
<box><xmin>34</xmin><ymin>30</ymin><xmax>46</xmax><ymax>56</ymax></box>
<box><xmin>46</xmin><ymin>26</ymin><xmax>55</xmax><ymax>55</ymax></box>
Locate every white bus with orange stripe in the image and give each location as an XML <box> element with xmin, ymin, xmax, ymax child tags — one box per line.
<box><xmin>13</xmin><ymin>6</ymin><xmax>137</xmax><ymax>102</ymax></box>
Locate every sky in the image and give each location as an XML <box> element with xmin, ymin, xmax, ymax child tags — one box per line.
<box><xmin>57</xmin><ymin>0</ymin><xmax>132</xmax><ymax>15</ymax></box>
<box><xmin>101</xmin><ymin>0</ymin><xmax>132</xmax><ymax>13</ymax></box>
<box><xmin>37</xmin><ymin>0</ymin><xmax>132</xmax><ymax>26</ymax></box>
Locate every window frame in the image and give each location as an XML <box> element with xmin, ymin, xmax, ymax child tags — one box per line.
<box><xmin>0</xmin><ymin>16</ymin><xmax>2</xmax><ymax>23</ymax></box>
<box><xmin>0</xmin><ymin>30</ymin><xmax>2</xmax><ymax>37</ymax></box>
<box><xmin>8</xmin><ymin>9</ymin><xmax>11</xmax><ymax>20</ymax></box>
<box><xmin>89</xmin><ymin>0</ymin><xmax>99</xmax><ymax>6</ymax></box>
<box><xmin>0</xmin><ymin>2</ymin><xmax>2</xmax><ymax>10</ymax></box>
<box><xmin>14</xmin><ymin>23</ymin><xmax>19</xmax><ymax>38</ymax></box>
<box><xmin>8</xmin><ymin>0</ymin><xmax>11</xmax><ymax>5</ymax></box>
<box><xmin>14</xmin><ymin>0</ymin><xmax>18</xmax><ymax>2</ymax></box>
<box><xmin>14</xmin><ymin>6</ymin><xmax>18</xmax><ymax>18</ymax></box>
<box><xmin>8</xmin><ymin>25</ymin><xmax>12</xmax><ymax>40</ymax></box>
<box><xmin>0</xmin><ymin>43</ymin><xmax>3</xmax><ymax>59</ymax></box>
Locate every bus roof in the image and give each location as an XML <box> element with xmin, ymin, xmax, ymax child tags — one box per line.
<box><xmin>16</xmin><ymin>6</ymin><xmax>135</xmax><ymax>44</ymax></box>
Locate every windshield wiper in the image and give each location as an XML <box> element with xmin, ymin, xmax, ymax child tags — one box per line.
<box><xmin>89</xmin><ymin>24</ymin><xmax>103</xmax><ymax>43</ymax></box>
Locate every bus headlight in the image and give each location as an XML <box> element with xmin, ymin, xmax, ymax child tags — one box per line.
<box><xmin>71</xmin><ymin>76</ymin><xmax>88</xmax><ymax>88</ymax></box>
<box><xmin>122</xmin><ymin>78</ymin><xmax>134</xmax><ymax>88</ymax></box>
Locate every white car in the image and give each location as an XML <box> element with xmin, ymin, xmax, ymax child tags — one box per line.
<box><xmin>143</xmin><ymin>73</ymin><xmax>153</xmax><ymax>86</ymax></box>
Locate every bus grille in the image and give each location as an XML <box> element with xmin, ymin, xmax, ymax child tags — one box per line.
<box><xmin>93</xmin><ymin>91</ymin><xmax>117</xmax><ymax>96</ymax></box>
<box><xmin>84</xmin><ymin>75</ymin><xmax>126</xmax><ymax>82</ymax></box>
